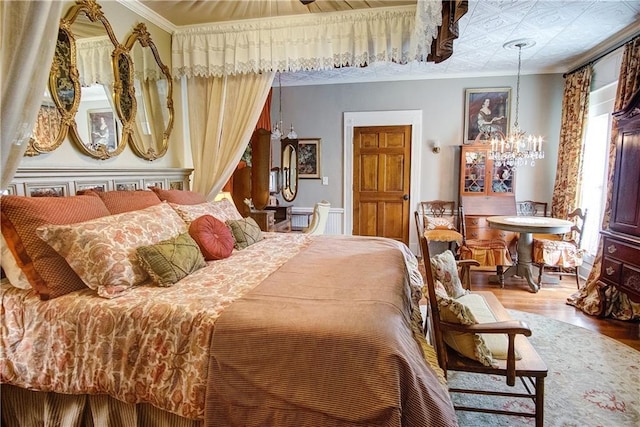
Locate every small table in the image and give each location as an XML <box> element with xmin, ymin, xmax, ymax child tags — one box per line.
<box><xmin>487</xmin><ymin>216</ymin><xmax>574</xmax><ymax>293</ymax></box>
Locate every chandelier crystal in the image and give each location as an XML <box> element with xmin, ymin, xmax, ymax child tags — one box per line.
<box><xmin>488</xmin><ymin>40</ymin><xmax>544</xmax><ymax>168</ymax></box>
<box><xmin>271</xmin><ymin>73</ymin><xmax>297</xmax><ymax>141</ymax></box>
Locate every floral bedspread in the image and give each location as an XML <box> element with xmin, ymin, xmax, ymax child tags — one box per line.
<box><xmin>0</xmin><ymin>232</ymin><xmax>311</xmax><ymax>420</ymax></box>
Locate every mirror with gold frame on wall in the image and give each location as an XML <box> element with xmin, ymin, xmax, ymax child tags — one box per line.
<box><xmin>123</xmin><ymin>23</ymin><xmax>173</xmax><ymax>160</ymax></box>
<box><xmin>27</xmin><ymin>0</ymin><xmax>134</xmax><ymax>160</ymax></box>
<box><xmin>281</xmin><ymin>138</ymin><xmax>298</xmax><ymax>202</ymax></box>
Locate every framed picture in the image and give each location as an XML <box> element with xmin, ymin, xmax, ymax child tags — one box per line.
<box><xmin>87</xmin><ymin>108</ymin><xmax>117</xmax><ymax>150</ymax></box>
<box><xmin>298</xmin><ymin>138</ymin><xmax>321</xmax><ymax>179</ymax></box>
<box><xmin>464</xmin><ymin>87</ymin><xmax>511</xmax><ymax>144</ymax></box>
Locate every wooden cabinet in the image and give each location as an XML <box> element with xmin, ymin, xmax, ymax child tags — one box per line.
<box><xmin>597</xmin><ymin>89</ymin><xmax>640</xmax><ymax>309</ymax></box>
<box><xmin>459</xmin><ymin>144</ymin><xmax>518</xmax><ymax>251</ymax></box>
<box><xmin>460</xmin><ymin>144</ymin><xmax>515</xmax><ymax>197</ymax></box>
<box><xmin>249</xmin><ymin>206</ymin><xmax>292</xmax><ymax>232</ymax></box>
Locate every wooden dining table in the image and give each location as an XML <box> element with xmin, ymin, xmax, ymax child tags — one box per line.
<box><xmin>487</xmin><ymin>215</ymin><xmax>574</xmax><ymax>292</ymax></box>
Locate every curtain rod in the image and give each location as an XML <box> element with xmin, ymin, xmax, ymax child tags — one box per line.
<box><xmin>563</xmin><ymin>32</ymin><xmax>640</xmax><ymax>78</ymax></box>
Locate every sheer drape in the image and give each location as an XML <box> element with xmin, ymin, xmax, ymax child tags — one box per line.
<box><xmin>550</xmin><ymin>66</ymin><xmax>592</xmax><ymax>220</ymax></box>
<box><xmin>187</xmin><ymin>72</ymin><xmax>275</xmax><ymax>200</ymax></box>
<box><xmin>568</xmin><ymin>37</ymin><xmax>640</xmax><ymax>320</ymax></box>
<box><xmin>1</xmin><ymin>1</ymin><xmax>62</xmax><ymax>191</ymax></box>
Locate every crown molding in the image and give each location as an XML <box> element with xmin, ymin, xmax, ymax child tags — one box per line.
<box><xmin>116</xmin><ymin>0</ymin><xmax>177</xmax><ymax>34</ymax></box>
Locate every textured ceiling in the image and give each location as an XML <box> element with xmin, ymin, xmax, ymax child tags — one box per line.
<box><xmin>131</xmin><ymin>0</ymin><xmax>640</xmax><ymax>85</ymax></box>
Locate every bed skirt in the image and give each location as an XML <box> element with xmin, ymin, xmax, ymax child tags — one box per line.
<box><xmin>1</xmin><ymin>384</ymin><xmax>201</xmax><ymax>427</ymax></box>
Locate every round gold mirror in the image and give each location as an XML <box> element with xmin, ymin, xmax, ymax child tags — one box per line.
<box><xmin>281</xmin><ymin>138</ymin><xmax>298</xmax><ymax>202</ymax></box>
<box><xmin>124</xmin><ymin>23</ymin><xmax>173</xmax><ymax>160</ymax></box>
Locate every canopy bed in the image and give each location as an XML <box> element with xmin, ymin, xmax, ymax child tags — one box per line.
<box><xmin>1</xmin><ymin>177</ymin><xmax>458</xmax><ymax>426</ymax></box>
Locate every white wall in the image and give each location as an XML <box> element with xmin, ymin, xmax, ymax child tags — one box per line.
<box><xmin>272</xmin><ymin>74</ymin><xmax>565</xmax><ymax>211</ymax></box>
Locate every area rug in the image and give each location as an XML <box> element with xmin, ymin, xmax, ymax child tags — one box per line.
<box><xmin>447</xmin><ymin>310</ymin><xmax>640</xmax><ymax>426</ymax></box>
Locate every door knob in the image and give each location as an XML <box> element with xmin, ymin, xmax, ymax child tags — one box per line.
<box><xmin>402</xmin><ymin>194</ymin><xmax>409</xmax><ymax>200</ymax></box>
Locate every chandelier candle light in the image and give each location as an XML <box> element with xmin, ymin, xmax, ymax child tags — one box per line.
<box><xmin>489</xmin><ymin>39</ymin><xmax>544</xmax><ymax>168</ymax></box>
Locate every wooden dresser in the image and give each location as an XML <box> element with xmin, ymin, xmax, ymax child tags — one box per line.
<box><xmin>249</xmin><ymin>206</ymin><xmax>292</xmax><ymax>232</ymax></box>
<box><xmin>597</xmin><ymin>88</ymin><xmax>640</xmax><ymax>312</ymax></box>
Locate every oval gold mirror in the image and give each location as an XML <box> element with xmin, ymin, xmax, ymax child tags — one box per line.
<box><xmin>124</xmin><ymin>23</ymin><xmax>173</xmax><ymax>160</ymax></box>
<box><xmin>25</xmin><ymin>21</ymin><xmax>79</xmax><ymax>155</ymax></box>
<box><xmin>281</xmin><ymin>138</ymin><xmax>298</xmax><ymax>202</ymax></box>
<box><xmin>44</xmin><ymin>0</ymin><xmax>131</xmax><ymax>160</ymax></box>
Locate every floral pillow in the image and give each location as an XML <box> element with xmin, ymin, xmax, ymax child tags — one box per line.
<box><xmin>136</xmin><ymin>232</ymin><xmax>206</xmax><ymax>287</ymax></box>
<box><xmin>430</xmin><ymin>250</ymin><xmax>467</xmax><ymax>298</ymax></box>
<box><xmin>169</xmin><ymin>199</ymin><xmax>243</xmax><ymax>224</ymax></box>
<box><xmin>36</xmin><ymin>202</ymin><xmax>187</xmax><ymax>298</ymax></box>
<box><xmin>425</xmin><ymin>215</ymin><xmax>456</xmax><ymax>230</ymax></box>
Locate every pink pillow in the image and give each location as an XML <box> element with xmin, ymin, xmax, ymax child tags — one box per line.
<box><xmin>188</xmin><ymin>215</ymin><xmax>234</xmax><ymax>260</ymax></box>
<box><xmin>151</xmin><ymin>187</ymin><xmax>207</xmax><ymax>205</ymax></box>
<box><xmin>0</xmin><ymin>193</ymin><xmax>110</xmax><ymax>299</ymax></box>
<box><xmin>79</xmin><ymin>190</ymin><xmax>162</xmax><ymax>214</ymax></box>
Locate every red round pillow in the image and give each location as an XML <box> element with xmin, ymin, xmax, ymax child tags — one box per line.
<box><xmin>188</xmin><ymin>215</ymin><xmax>234</xmax><ymax>260</ymax></box>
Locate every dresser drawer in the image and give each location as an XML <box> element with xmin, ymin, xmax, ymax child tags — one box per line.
<box><xmin>601</xmin><ymin>257</ymin><xmax>622</xmax><ymax>286</ymax></box>
<box><xmin>466</xmin><ymin>228</ymin><xmax>515</xmax><ymax>242</ymax></box>
<box><xmin>465</xmin><ymin>216</ymin><xmax>488</xmax><ymax>228</ymax></box>
<box><xmin>603</xmin><ymin>237</ymin><xmax>640</xmax><ymax>266</ymax></box>
<box><xmin>621</xmin><ymin>264</ymin><xmax>640</xmax><ymax>302</ymax></box>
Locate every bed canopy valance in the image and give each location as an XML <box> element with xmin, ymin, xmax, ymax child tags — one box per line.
<box><xmin>171</xmin><ymin>0</ymin><xmax>465</xmax><ymax>78</ymax></box>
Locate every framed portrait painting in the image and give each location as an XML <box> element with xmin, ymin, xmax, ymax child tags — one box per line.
<box><xmin>298</xmin><ymin>138</ymin><xmax>321</xmax><ymax>179</ymax></box>
<box><xmin>87</xmin><ymin>108</ymin><xmax>117</xmax><ymax>150</ymax></box>
<box><xmin>464</xmin><ymin>87</ymin><xmax>511</xmax><ymax>144</ymax></box>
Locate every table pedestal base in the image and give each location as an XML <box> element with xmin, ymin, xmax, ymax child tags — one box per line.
<box><xmin>488</xmin><ymin>232</ymin><xmax>539</xmax><ymax>293</ymax></box>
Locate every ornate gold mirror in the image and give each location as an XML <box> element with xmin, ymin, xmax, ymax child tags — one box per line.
<box><xmin>30</xmin><ymin>0</ymin><xmax>133</xmax><ymax>159</ymax></box>
<box><xmin>281</xmin><ymin>138</ymin><xmax>298</xmax><ymax>202</ymax></box>
<box><xmin>124</xmin><ymin>23</ymin><xmax>173</xmax><ymax>160</ymax></box>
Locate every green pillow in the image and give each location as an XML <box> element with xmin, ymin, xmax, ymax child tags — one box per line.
<box><xmin>226</xmin><ymin>217</ymin><xmax>263</xmax><ymax>249</ymax></box>
<box><xmin>136</xmin><ymin>232</ymin><xmax>206</xmax><ymax>287</ymax></box>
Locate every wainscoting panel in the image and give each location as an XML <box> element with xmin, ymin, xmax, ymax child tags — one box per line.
<box><xmin>291</xmin><ymin>206</ymin><xmax>344</xmax><ymax>235</ymax></box>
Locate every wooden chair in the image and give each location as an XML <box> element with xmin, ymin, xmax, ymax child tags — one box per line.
<box><xmin>533</xmin><ymin>208</ymin><xmax>588</xmax><ymax>288</ymax></box>
<box><xmin>516</xmin><ymin>200</ymin><xmax>548</xmax><ymax>217</ymax></box>
<box><xmin>418</xmin><ymin>200</ymin><xmax>463</xmax><ymax>253</ymax></box>
<box><xmin>458</xmin><ymin>206</ymin><xmax>513</xmax><ymax>287</ymax></box>
<box><xmin>420</xmin><ymin>235</ymin><xmax>547</xmax><ymax>426</ymax></box>
<box><xmin>415</xmin><ymin>211</ymin><xmax>478</xmax><ymax>290</ymax></box>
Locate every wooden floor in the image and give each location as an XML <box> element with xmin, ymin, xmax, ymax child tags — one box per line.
<box><xmin>467</xmin><ymin>269</ymin><xmax>640</xmax><ymax>351</ymax></box>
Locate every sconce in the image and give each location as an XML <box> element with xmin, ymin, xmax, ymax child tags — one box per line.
<box><xmin>432</xmin><ymin>140</ymin><xmax>441</xmax><ymax>154</ymax></box>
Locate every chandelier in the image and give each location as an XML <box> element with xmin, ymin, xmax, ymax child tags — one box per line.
<box><xmin>488</xmin><ymin>39</ymin><xmax>544</xmax><ymax>168</ymax></box>
<box><xmin>271</xmin><ymin>73</ymin><xmax>297</xmax><ymax>141</ymax></box>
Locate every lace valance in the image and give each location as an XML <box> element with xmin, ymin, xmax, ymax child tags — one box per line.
<box><xmin>75</xmin><ymin>35</ymin><xmax>114</xmax><ymax>86</ymax></box>
<box><xmin>172</xmin><ymin>0</ymin><xmax>442</xmax><ymax>78</ymax></box>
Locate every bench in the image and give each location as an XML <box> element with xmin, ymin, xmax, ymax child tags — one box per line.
<box><xmin>420</xmin><ymin>235</ymin><xmax>548</xmax><ymax>427</ymax></box>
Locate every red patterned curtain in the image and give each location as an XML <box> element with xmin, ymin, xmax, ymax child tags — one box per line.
<box><xmin>550</xmin><ymin>67</ymin><xmax>592</xmax><ymax>220</ymax></box>
<box><xmin>568</xmin><ymin>36</ymin><xmax>640</xmax><ymax>320</ymax></box>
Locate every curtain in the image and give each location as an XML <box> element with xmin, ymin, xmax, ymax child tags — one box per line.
<box><xmin>550</xmin><ymin>66</ymin><xmax>592</xmax><ymax>220</ymax></box>
<box><xmin>172</xmin><ymin>1</ymin><xmax>442</xmax><ymax>78</ymax></box>
<box><xmin>76</xmin><ymin>35</ymin><xmax>115</xmax><ymax>86</ymax></box>
<box><xmin>1</xmin><ymin>1</ymin><xmax>62</xmax><ymax>191</ymax></box>
<box><xmin>132</xmin><ymin>79</ymin><xmax>165</xmax><ymax>154</ymax></box>
<box><xmin>187</xmin><ymin>72</ymin><xmax>275</xmax><ymax>200</ymax></box>
<box><xmin>568</xmin><ymin>37</ymin><xmax>640</xmax><ymax>320</ymax></box>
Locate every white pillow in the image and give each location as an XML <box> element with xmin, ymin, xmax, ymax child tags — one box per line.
<box><xmin>1</xmin><ymin>234</ymin><xmax>31</xmax><ymax>289</ymax></box>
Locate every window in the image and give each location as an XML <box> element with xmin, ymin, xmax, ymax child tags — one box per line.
<box><xmin>579</xmin><ymin>83</ymin><xmax>616</xmax><ymax>256</ymax></box>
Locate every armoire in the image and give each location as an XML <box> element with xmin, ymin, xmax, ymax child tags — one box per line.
<box><xmin>597</xmin><ymin>87</ymin><xmax>640</xmax><ymax>314</ymax></box>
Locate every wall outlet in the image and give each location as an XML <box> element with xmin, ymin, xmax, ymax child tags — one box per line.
<box><xmin>322</xmin><ymin>176</ymin><xmax>329</xmax><ymax>185</ymax></box>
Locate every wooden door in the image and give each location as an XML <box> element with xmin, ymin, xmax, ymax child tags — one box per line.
<box><xmin>353</xmin><ymin>125</ymin><xmax>411</xmax><ymax>243</ymax></box>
